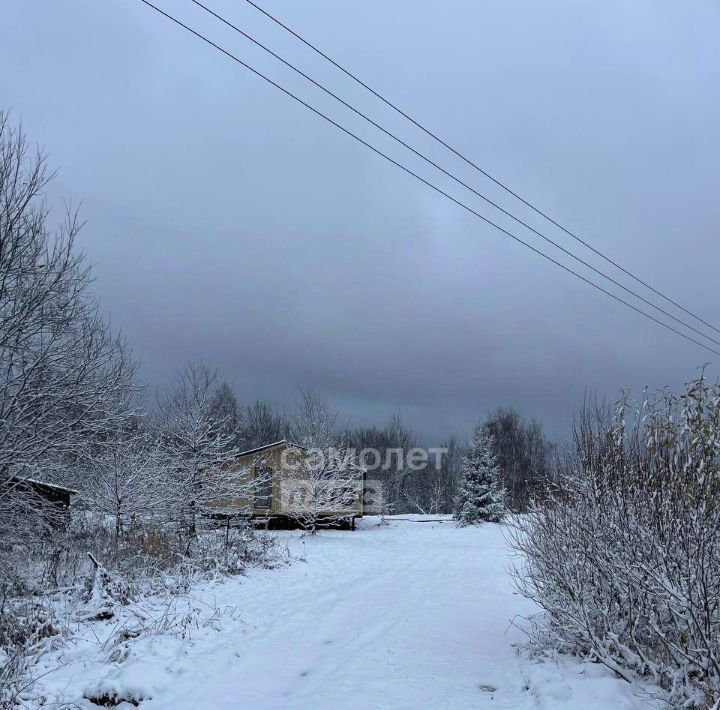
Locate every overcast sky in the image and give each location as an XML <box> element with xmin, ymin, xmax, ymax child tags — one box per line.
<box><xmin>3</xmin><ymin>0</ymin><xmax>719</xmax><ymax>443</ymax></box>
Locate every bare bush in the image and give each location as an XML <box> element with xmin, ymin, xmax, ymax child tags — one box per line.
<box><xmin>509</xmin><ymin>373</ymin><xmax>720</xmax><ymax>707</ymax></box>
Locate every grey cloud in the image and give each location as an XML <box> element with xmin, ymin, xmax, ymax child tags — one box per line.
<box><xmin>3</xmin><ymin>0</ymin><xmax>719</xmax><ymax>441</ymax></box>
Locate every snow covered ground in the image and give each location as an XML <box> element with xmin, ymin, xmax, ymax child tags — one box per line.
<box><xmin>33</xmin><ymin>516</ymin><xmax>658</xmax><ymax>709</ymax></box>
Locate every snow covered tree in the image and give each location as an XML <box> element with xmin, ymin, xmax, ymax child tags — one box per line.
<box><xmin>157</xmin><ymin>363</ymin><xmax>240</xmax><ymax>536</ymax></box>
<box><xmin>0</xmin><ymin>112</ymin><xmax>137</xmax><ymax>547</ymax></box>
<box><xmin>82</xmin><ymin>430</ymin><xmax>170</xmax><ymax>540</ymax></box>
<box><xmin>282</xmin><ymin>390</ymin><xmax>362</xmax><ymax>532</ymax></box>
<box><xmin>280</xmin><ymin>447</ymin><xmax>363</xmax><ymax>532</ymax></box>
<box><xmin>454</xmin><ymin>427</ymin><xmax>506</xmax><ymax>525</ymax></box>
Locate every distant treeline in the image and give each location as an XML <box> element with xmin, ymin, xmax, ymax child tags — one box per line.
<box><xmin>205</xmin><ymin>384</ymin><xmax>555</xmax><ymax>515</ymax></box>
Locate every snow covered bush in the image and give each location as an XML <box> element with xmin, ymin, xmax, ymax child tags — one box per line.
<box><xmin>0</xmin><ymin>591</ymin><xmax>70</xmax><ymax>707</ymax></box>
<box><xmin>0</xmin><ymin>517</ymin><xmax>280</xmax><ymax>705</ymax></box>
<box><xmin>509</xmin><ymin>373</ymin><xmax>720</xmax><ymax>707</ymax></box>
<box><xmin>454</xmin><ymin>427</ymin><xmax>507</xmax><ymax>525</ymax></box>
<box><xmin>0</xmin><ymin>637</ymin><xmax>50</xmax><ymax>708</ymax></box>
<box><xmin>186</xmin><ymin>520</ymin><xmax>280</xmax><ymax>575</ymax></box>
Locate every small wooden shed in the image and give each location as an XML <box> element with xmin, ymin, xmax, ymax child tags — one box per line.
<box><xmin>4</xmin><ymin>475</ymin><xmax>78</xmax><ymax>526</ymax></box>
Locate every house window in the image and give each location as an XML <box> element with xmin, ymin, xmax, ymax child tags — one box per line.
<box><xmin>254</xmin><ymin>466</ymin><xmax>273</xmax><ymax>509</ymax></box>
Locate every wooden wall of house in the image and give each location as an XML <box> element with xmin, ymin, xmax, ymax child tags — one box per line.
<box><xmin>210</xmin><ymin>444</ymin><xmax>364</xmax><ymax>518</ymax></box>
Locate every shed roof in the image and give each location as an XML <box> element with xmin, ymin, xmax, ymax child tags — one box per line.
<box><xmin>235</xmin><ymin>439</ymin><xmax>307</xmax><ymax>459</ymax></box>
<box><xmin>9</xmin><ymin>475</ymin><xmax>78</xmax><ymax>495</ymax></box>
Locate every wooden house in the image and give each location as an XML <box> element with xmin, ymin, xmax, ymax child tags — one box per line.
<box><xmin>212</xmin><ymin>440</ymin><xmax>364</xmax><ymax>528</ymax></box>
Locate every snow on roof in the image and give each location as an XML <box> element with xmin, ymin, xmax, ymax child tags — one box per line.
<box><xmin>11</xmin><ymin>476</ymin><xmax>78</xmax><ymax>495</ymax></box>
<box><xmin>233</xmin><ymin>441</ymin><xmax>366</xmax><ymax>472</ymax></box>
<box><xmin>235</xmin><ymin>439</ymin><xmax>307</xmax><ymax>458</ymax></box>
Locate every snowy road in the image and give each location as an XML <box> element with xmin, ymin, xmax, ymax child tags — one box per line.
<box><xmin>41</xmin><ymin>517</ymin><xmax>655</xmax><ymax>709</ymax></box>
<box><xmin>183</xmin><ymin>517</ymin><xmax>528</xmax><ymax>709</ymax></box>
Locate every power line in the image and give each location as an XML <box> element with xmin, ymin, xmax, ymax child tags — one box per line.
<box><xmin>244</xmin><ymin>0</ymin><xmax>720</xmax><ymax>338</ymax></box>
<box><xmin>190</xmin><ymin>0</ymin><xmax>720</xmax><ymax>350</ymax></box>
<box><xmin>137</xmin><ymin>0</ymin><xmax>720</xmax><ymax>358</ymax></box>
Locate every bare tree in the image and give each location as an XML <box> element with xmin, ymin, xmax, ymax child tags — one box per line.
<box><xmin>290</xmin><ymin>388</ymin><xmax>338</xmax><ymax>450</ymax></box>
<box><xmin>483</xmin><ymin>407</ymin><xmax>553</xmax><ymax>511</ymax></box>
<box><xmin>82</xmin><ymin>431</ymin><xmax>171</xmax><ymax>540</ymax></box>
<box><xmin>237</xmin><ymin>400</ymin><xmax>289</xmax><ymax>450</ymax></box>
<box><xmin>402</xmin><ymin>435</ymin><xmax>464</xmax><ymax>515</ymax></box>
<box><xmin>282</xmin><ymin>390</ymin><xmax>361</xmax><ymax>531</ymax></box>
<box><xmin>0</xmin><ymin>112</ymin><xmax>137</xmax><ymax>547</ymax></box>
<box><xmin>157</xmin><ymin>363</ymin><xmax>240</xmax><ymax>536</ymax></box>
<box><xmin>209</xmin><ymin>381</ymin><xmax>241</xmax><ymax>445</ymax></box>
<box><xmin>435</xmin><ymin>435</ymin><xmax>463</xmax><ymax>513</ymax></box>
<box><xmin>347</xmin><ymin>412</ymin><xmax>416</xmax><ymax>512</ymax></box>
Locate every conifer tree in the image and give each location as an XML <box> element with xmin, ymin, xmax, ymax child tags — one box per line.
<box><xmin>454</xmin><ymin>426</ymin><xmax>507</xmax><ymax>524</ymax></box>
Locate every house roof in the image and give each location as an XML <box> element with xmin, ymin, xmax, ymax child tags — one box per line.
<box><xmin>233</xmin><ymin>440</ymin><xmax>366</xmax><ymax>473</ymax></box>
<box><xmin>235</xmin><ymin>439</ymin><xmax>307</xmax><ymax>459</ymax></box>
<box><xmin>9</xmin><ymin>475</ymin><xmax>78</xmax><ymax>495</ymax></box>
